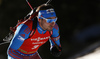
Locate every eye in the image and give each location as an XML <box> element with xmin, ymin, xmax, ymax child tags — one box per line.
<box><xmin>49</xmin><ymin>20</ymin><xmax>52</xmax><ymax>23</ymax></box>
<box><xmin>46</xmin><ymin>19</ymin><xmax>50</xmax><ymax>22</ymax></box>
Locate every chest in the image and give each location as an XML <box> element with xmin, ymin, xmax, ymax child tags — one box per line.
<box><xmin>23</xmin><ymin>29</ymin><xmax>51</xmax><ymax>45</ymax></box>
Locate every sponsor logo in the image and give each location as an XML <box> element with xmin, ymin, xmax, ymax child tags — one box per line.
<box><xmin>46</xmin><ymin>9</ymin><xmax>54</xmax><ymax>14</ymax></box>
<box><xmin>31</xmin><ymin>36</ymin><xmax>50</xmax><ymax>41</ymax></box>
<box><xmin>18</xmin><ymin>35</ymin><xmax>25</xmax><ymax>41</ymax></box>
<box><xmin>32</xmin><ymin>41</ymin><xmax>46</xmax><ymax>44</ymax></box>
<box><xmin>32</xmin><ymin>45</ymin><xmax>39</xmax><ymax>49</ymax></box>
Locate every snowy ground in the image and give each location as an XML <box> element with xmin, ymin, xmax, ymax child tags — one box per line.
<box><xmin>76</xmin><ymin>47</ymin><xmax>100</xmax><ymax>59</ymax></box>
<box><xmin>68</xmin><ymin>41</ymin><xmax>100</xmax><ymax>59</ymax></box>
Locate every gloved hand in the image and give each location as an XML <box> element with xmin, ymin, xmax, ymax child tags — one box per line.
<box><xmin>50</xmin><ymin>46</ymin><xmax>62</xmax><ymax>57</ymax></box>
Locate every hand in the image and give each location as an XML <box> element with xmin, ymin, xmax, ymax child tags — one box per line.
<box><xmin>50</xmin><ymin>46</ymin><xmax>62</xmax><ymax>57</ymax></box>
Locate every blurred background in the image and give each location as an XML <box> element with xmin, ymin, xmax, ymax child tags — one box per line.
<box><xmin>0</xmin><ymin>0</ymin><xmax>100</xmax><ymax>59</ymax></box>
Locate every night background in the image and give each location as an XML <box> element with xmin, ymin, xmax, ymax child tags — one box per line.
<box><xmin>0</xmin><ymin>0</ymin><xmax>100</xmax><ymax>59</ymax></box>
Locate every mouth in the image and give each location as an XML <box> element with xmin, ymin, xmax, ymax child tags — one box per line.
<box><xmin>50</xmin><ymin>26</ymin><xmax>54</xmax><ymax>29</ymax></box>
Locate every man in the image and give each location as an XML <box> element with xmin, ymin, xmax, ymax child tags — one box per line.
<box><xmin>7</xmin><ymin>4</ymin><xmax>62</xmax><ymax>59</ymax></box>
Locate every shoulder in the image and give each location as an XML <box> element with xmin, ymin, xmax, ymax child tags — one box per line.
<box><xmin>22</xmin><ymin>19</ymin><xmax>33</xmax><ymax>30</ymax></box>
<box><xmin>16</xmin><ymin>19</ymin><xmax>33</xmax><ymax>34</ymax></box>
<box><xmin>15</xmin><ymin>23</ymin><xmax>31</xmax><ymax>39</ymax></box>
<box><xmin>51</xmin><ymin>23</ymin><xmax>60</xmax><ymax>37</ymax></box>
<box><xmin>52</xmin><ymin>23</ymin><xmax>59</xmax><ymax>32</ymax></box>
<box><xmin>16</xmin><ymin>24</ymin><xmax>30</xmax><ymax>34</ymax></box>
<box><xmin>53</xmin><ymin>23</ymin><xmax>59</xmax><ymax>30</ymax></box>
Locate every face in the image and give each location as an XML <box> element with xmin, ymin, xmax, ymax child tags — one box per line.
<box><xmin>38</xmin><ymin>17</ymin><xmax>56</xmax><ymax>31</ymax></box>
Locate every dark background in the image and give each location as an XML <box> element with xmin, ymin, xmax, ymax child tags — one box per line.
<box><xmin>0</xmin><ymin>0</ymin><xmax>100</xmax><ymax>59</ymax></box>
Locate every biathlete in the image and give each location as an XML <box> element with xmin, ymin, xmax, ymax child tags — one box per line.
<box><xmin>7</xmin><ymin>4</ymin><xmax>62</xmax><ymax>59</ymax></box>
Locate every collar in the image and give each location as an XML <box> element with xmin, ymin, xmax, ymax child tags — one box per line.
<box><xmin>37</xmin><ymin>22</ymin><xmax>47</xmax><ymax>34</ymax></box>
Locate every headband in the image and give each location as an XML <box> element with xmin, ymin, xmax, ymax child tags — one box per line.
<box><xmin>38</xmin><ymin>8</ymin><xmax>57</xmax><ymax>19</ymax></box>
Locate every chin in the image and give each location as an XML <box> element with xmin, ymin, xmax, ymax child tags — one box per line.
<box><xmin>46</xmin><ymin>27</ymin><xmax>53</xmax><ymax>31</ymax></box>
<box><xmin>47</xmin><ymin>29</ymin><xmax>53</xmax><ymax>31</ymax></box>
<box><xmin>47</xmin><ymin>30</ymin><xmax>51</xmax><ymax>31</ymax></box>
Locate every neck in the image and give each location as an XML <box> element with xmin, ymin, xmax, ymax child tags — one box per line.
<box><xmin>37</xmin><ymin>22</ymin><xmax>47</xmax><ymax>34</ymax></box>
<box><xmin>39</xmin><ymin>22</ymin><xmax>46</xmax><ymax>31</ymax></box>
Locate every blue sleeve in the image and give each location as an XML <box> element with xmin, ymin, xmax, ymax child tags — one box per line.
<box><xmin>49</xmin><ymin>23</ymin><xmax>61</xmax><ymax>46</ymax></box>
<box><xmin>9</xmin><ymin>24</ymin><xmax>31</xmax><ymax>50</ymax></box>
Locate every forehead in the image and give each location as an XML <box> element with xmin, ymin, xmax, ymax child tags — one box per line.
<box><xmin>38</xmin><ymin>9</ymin><xmax>56</xmax><ymax>18</ymax></box>
<box><xmin>40</xmin><ymin>9</ymin><xmax>54</xmax><ymax>13</ymax></box>
<box><xmin>46</xmin><ymin>9</ymin><xmax>55</xmax><ymax>13</ymax></box>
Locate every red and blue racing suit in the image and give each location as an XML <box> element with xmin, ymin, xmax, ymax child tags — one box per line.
<box><xmin>7</xmin><ymin>19</ymin><xmax>61</xmax><ymax>59</ymax></box>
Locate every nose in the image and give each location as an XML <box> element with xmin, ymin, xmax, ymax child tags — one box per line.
<box><xmin>51</xmin><ymin>21</ymin><xmax>55</xmax><ymax>26</ymax></box>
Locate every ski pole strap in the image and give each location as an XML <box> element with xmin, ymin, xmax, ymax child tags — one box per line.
<box><xmin>50</xmin><ymin>37</ymin><xmax>61</xmax><ymax>51</ymax></box>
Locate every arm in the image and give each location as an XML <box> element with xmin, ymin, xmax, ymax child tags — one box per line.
<box><xmin>49</xmin><ymin>23</ymin><xmax>62</xmax><ymax>57</ymax></box>
<box><xmin>9</xmin><ymin>24</ymin><xmax>31</xmax><ymax>50</ymax></box>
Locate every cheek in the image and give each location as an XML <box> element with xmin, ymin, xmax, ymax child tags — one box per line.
<box><xmin>44</xmin><ymin>21</ymin><xmax>50</xmax><ymax>25</ymax></box>
<box><xmin>44</xmin><ymin>23</ymin><xmax>49</xmax><ymax>27</ymax></box>
<box><xmin>45</xmin><ymin>23</ymin><xmax>51</xmax><ymax>27</ymax></box>
<box><xmin>42</xmin><ymin>20</ymin><xmax>50</xmax><ymax>27</ymax></box>
<box><xmin>45</xmin><ymin>21</ymin><xmax>50</xmax><ymax>24</ymax></box>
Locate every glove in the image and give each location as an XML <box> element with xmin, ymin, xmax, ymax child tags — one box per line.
<box><xmin>50</xmin><ymin>46</ymin><xmax>62</xmax><ymax>57</ymax></box>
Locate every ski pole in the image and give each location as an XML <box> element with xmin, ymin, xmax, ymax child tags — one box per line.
<box><xmin>46</xmin><ymin>0</ymin><xmax>52</xmax><ymax>4</ymax></box>
<box><xmin>26</xmin><ymin>0</ymin><xmax>52</xmax><ymax>10</ymax></box>
<box><xmin>0</xmin><ymin>41</ymin><xmax>10</xmax><ymax>45</ymax></box>
<box><xmin>51</xmin><ymin>37</ymin><xmax>61</xmax><ymax>51</ymax></box>
<box><xmin>26</xmin><ymin>0</ymin><xmax>33</xmax><ymax>10</ymax></box>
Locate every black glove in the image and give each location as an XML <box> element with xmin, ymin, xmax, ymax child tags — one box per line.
<box><xmin>50</xmin><ymin>46</ymin><xmax>62</xmax><ymax>57</ymax></box>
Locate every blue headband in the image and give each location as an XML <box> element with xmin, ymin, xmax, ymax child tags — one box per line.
<box><xmin>38</xmin><ymin>9</ymin><xmax>57</xmax><ymax>19</ymax></box>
